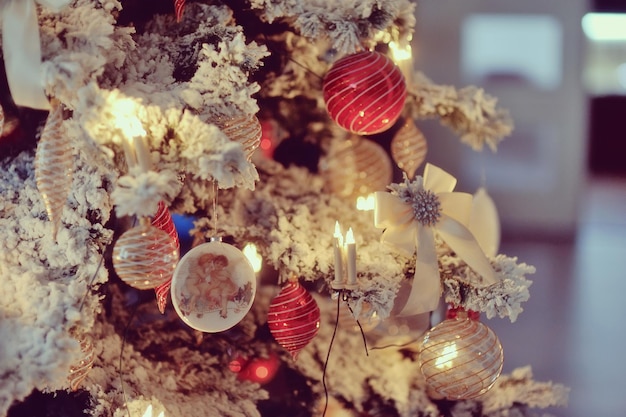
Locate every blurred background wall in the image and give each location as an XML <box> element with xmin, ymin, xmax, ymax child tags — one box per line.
<box><xmin>412</xmin><ymin>3</ymin><xmax>626</xmax><ymax>416</ymax></box>
<box><xmin>413</xmin><ymin>0</ymin><xmax>626</xmax><ymax>237</ymax></box>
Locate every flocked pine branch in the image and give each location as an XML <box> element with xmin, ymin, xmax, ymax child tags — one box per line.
<box><xmin>441</xmin><ymin>252</ymin><xmax>535</xmax><ymax>323</ymax></box>
<box><xmin>407</xmin><ymin>71</ymin><xmax>514</xmax><ymax>151</ymax></box>
<box><xmin>0</xmin><ymin>145</ymin><xmax>113</xmax><ymax>416</ymax></box>
<box><xmin>249</xmin><ymin>0</ymin><xmax>415</xmax><ymax>55</ymax></box>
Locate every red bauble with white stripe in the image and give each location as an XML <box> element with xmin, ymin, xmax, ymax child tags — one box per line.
<box><xmin>323</xmin><ymin>51</ymin><xmax>407</xmax><ymax>135</ymax></box>
<box><xmin>267</xmin><ymin>280</ymin><xmax>320</xmax><ymax>359</ymax></box>
<box><xmin>151</xmin><ymin>201</ymin><xmax>180</xmax><ymax>313</ymax></box>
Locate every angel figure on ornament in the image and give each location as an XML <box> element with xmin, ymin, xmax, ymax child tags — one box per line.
<box><xmin>182</xmin><ymin>253</ymin><xmax>238</xmax><ymax>318</ymax></box>
<box><xmin>202</xmin><ymin>254</ymin><xmax>239</xmax><ymax>318</ymax></box>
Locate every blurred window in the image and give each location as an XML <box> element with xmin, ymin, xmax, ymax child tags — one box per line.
<box><xmin>461</xmin><ymin>14</ymin><xmax>562</xmax><ymax>89</ymax></box>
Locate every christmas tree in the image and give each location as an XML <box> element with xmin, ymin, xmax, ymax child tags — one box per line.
<box><xmin>0</xmin><ymin>1</ymin><xmax>569</xmax><ymax>416</ymax></box>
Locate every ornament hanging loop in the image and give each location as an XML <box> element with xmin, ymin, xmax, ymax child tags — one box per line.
<box><xmin>211</xmin><ymin>180</ymin><xmax>220</xmax><ymax>237</ymax></box>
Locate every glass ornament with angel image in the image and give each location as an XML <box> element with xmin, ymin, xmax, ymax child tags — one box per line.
<box><xmin>170</xmin><ymin>240</ymin><xmax>257</xmax><ymax>333</ymax></box>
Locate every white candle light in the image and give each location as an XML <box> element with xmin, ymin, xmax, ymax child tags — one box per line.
<box><xmin>356</xmin><ymin>193</ymin><xmax>376</xmax><ymax>211</ymax></box>
<box><xmin>345</xmin><ymin>228</ymin><xmax>357</xmax><ymax>288</ymax></box>
<box><xmin>112</xmin><ymin>98</ymin><xmax>150</xmax><ymax>172</ymax></box>
<box><xmin>389</xmin><ymin>38</ymin><xmax>414</xmax><ymax>84</ymax></box>
<box><xmin>332</xmin><ymin>221</ymin><xmax>345</xmax><ymax>289</ymax></box>
<box><xmin>134</xmin><ymin>134</ymin><xmax>152</xmax><ymax>172</ymax></box>
<box><xmin>243</xmin><ymin>242</ymin><xmax>263</xmax><ymax>273</ymax></box>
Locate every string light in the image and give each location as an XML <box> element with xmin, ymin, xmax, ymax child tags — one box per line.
<box><xmin>142</xmin><ymin>404</ymin><xmax>165</xmax><ymax>417</ymax></box>
<box><xmin>356</xmin><ymin>193</ymin><xmax>375</xmax><ymax>211</ymax></box>
<box><xmin>243</xmin><ymin>243</ymin><xmax>262</xmax><ymax>273</ymax></box>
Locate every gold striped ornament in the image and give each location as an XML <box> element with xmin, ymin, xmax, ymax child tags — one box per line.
<box><xmin>113</xmin><ymin>219</ymin><xmax>180</xmax><ymax>290</ymax></box>
<box><xmin>216</xmin><ymin>114</ymin><xmax>262</xmax><ymax>160</ymax></box>
<box><xmin>67</xmin><ymin>335</ymin><xmax>95</xmax><ymax>391</ymax></box>
<box><xmin>418</xmin><ymin>308</ymin><xmax>503</xmax><ymax>400</ymax></box>
<box><xmin>34</xmin><ymin>101</ymin><xmax>73</xmax><ymax>239</ymax></box>
<box><xmin>390</xmin><ymin>118</ymin><xmax>428</xmax><ymax>178</ymax></box>
<box><xmin>322</xmin><ymin>137</ymin><xmax>393</xmax><ymax>200</ymax></box>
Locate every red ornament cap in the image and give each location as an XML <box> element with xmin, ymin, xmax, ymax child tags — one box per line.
<box><xmin>446</xmin><ymin>305</ymin><xmax>480</xmax><ymax>321</ymax></box>
<box><xmin>323</xmin><ymin>51</ymin><xmax>407</xmax><ymax>135</ymax></box>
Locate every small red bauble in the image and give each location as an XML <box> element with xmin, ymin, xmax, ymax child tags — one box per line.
<box><xmin>174</xmin><ymin>0</ymin><xmax>186</xmax><ymax>22</ymax></box>
<box><xmin>323</xmin><ymin>51</ymin><xmax>407</xmax><ymax>135</ymax></box>
<box><xmin>268</xmin><ymin>280</ymin><xmax>320</xmax><ymax>359</ymax></box>
<box><xmin>151</xmin><ymin>201</ymin><xmax>180</xmax><ymax>247</ymax></box>
<box><xmin>151</xmin><ymin>201</ymin><xmax>180</xmax><ymax>313</ymax></box>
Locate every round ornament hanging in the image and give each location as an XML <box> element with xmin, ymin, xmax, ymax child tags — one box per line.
<box><xmin>216</xmin><ymin>113</ymin><xmax>262</xmax><ymax>161</ymax></box>
<box><xmin>321</xmin><ymin>137</ymin><xmax>393</xmax><ymax>200</ymax></box>
<box><xmin>267</xmin><ymin>280</ymin><xmax>321</xmax><ymax>359</ymax></box>
<box><xmin>112</xmin><ymin>220</ymin><xmax>180</xmax><ymax>290</ymax></box>
<box><xmin>390</xmin><ymin>118</ymin><xmax>428</xmax><ymax>178</ymax></box>
<box><xmin>170</xmin><ymin>240</ymin><xmax>256</xmax><ymax>333</ymax></box>
<box><xmin>418</xmin><ymin>307</ymin><xmax>503</xmax><ymax>400</ymax></box>
<box><xmin>323</xmin><ymin>50</ymin><xmax>407</xmax><ymax>135</ymax></box>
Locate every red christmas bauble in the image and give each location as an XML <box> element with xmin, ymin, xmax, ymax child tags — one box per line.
<box><xmin>151</xmin><ymin>201</ymin><xmax>180</xmax><ymax>313</ymax></box>
<box><xmin>151</xmin><ymin>201</ymin><xmax>180</xmax><ymax>247</ymax></box>
<box><xmin>267</xmin><ymin>280</ymin><xmax>320</xmax><ymax>359</ymax></box>
<box><xmin>174</xmin><ymin>0</ymin><xmax>186</xmax><ymax>22</ymax></box>
<box><xmin>323</xmin><ymin>51</ymin><xmax>407</xmax><ymax>135</ymax></box>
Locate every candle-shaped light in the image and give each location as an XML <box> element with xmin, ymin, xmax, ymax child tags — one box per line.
<box><xmin>243</xmin><ymin>242</ymin><xmax>263</xmax><ymax>273</ymax></box>
<box><xmin>389</xmin><ymin>38</ymin><xmax>414</xmax><ymax>84</ymax></box>
<box><xmin>141</xmin><ymin>404</ymin><xmax>165</xmax><ymax>417</ymax></box>
<box><xmin>134</xmin><ymin>134</ymin><xmax>151</xmax><ymax>172</ymax></box>
<box><xmin>332</xmin><ymin>221</ymin><xmax>345</xmax><ymax>289</ymax></box>
<box><xmin>356</xmin><ymin>193</ymin><xmax>376</xmax><ymax>211</ymax></box>
<box><xmin>345</xmin><ymin>228</ymin><xmax>357</xmax><ymax>288</ymax></box>
<box><xmin>112</xmin><ymin>98</ymin><xmax>149</xmax><ymax>171</ymax></box>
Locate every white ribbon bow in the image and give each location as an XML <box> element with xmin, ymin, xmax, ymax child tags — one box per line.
<box><xmin>374</xmin><ymin>163</ymin><xmax>498</xmax><ymax>316</ymax></box>
<box><xmin>2</xmin><ymin>0</ymin><xmax>69</xmax><ymax>110</ymax></box>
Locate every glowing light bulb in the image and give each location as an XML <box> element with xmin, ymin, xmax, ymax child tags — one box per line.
<box><xmin>111</xmin><ymin>98</ymin><xmax>146</xmax><ymax>138</ymax></box>
<box><xmin>111</xmin><ymin>98</ymin><xmax>149</xmax><ymax>171</ymax></box>
<box><xmin>243</xmin><ymin>243</ymin><xmax>262</xmax><ymax>273</ymax></box>
<box><xmin>389</xmin><ymin>40</ymin><xmax>413</xmax><ymax>62</ymax></box>
<box><xmin>389</xmin><ymin>39</ymin><xmax>414</xmax><ymax>82</ymax></box>
<box><xmin>255</xmin><ymin>365</ymin><xmax>269</xmax><ymax>380</ymax></box>
<box><xmin>142</xmin><ymin>404</ymin><xmax>165</xmax><ymax>417</ymax></box>
<box><xmin>356</xmin><ymin>193</ymin><xmax>375</xmax><ymax>211</ymax></box>
<box><xmin>142</xmin><ymin>405</ymin><xmax>153</xmax><ymax>417</ymax></box>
